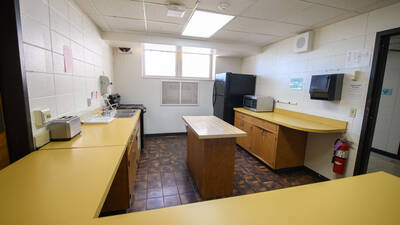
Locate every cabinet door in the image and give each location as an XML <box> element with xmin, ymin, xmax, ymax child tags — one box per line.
<box><xmin>235</xmin><ymin>118</ymin><xmax>252</xmax><ymax>150</ymax></box>
<box><xmin>135</xmin><ymin>126</ymin><xmax>141</xmax><ymax>164</ymax></box>
<box><xmin>252</xmin><ymin>126</ymin><xmax>277</xmax><ymax>168</ymax></box>
<box><xmin>127</xmin><ymin>135</ymin><xmax>137</xmax><ymax>198</ymax></box>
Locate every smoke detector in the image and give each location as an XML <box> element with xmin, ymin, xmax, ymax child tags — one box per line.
<box><xmin>167</xmin><ymin>1</ymin><xmax>186</xmax><ymax>18</ymax></box>
<box><xmin>218</xmin><ymin>1</ymin><xmax>230</xmax><ymax>11</ymax></box>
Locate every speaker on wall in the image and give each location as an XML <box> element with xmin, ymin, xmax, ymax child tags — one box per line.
<box><xmin>294</xmin><ymin>31</ymin><xmax>313</xmax><ymax>53</ymax></box>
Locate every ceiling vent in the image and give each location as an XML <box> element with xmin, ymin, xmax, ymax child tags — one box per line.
<box><xmin>118</xmin><ymin>47</ymin><xmax>132</xmax><ymax>54</ymax></box>
<box><xmin>294</xmin><ymin>31</ymin><xmax>313</xmax><ymax>53</ymax></box>
<box><xmin>167</xmin><ymin>1</ymin><xmax>186</xmax><ymax>18</ymax></box>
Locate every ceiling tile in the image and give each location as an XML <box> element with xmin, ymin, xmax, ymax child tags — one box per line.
<box><xmin>241</xmin><ymin>0</ymin><xmax>313</xmax><ymax>21</ymax></box>
<box><xmin>280</xmin><ymin>4</ymin><xmax>349</xmax><ymax>26</ymax></box>
<box><xmin>145</xmin><ymin>3</ymin><xmax>189</xmax><ymax>24</ymax></box>
<box><xmin>147</xmin><ymin>21</ymin><xmax>183</xmax><ymax>34</ymax></box>
<box><xmin>310</xmin><ymin>11</ymin><xmax>358</xmax><ymax>29</ymax></box>
<box><xmin>92</xmin><ymin>0</ymin><xmax>144</xmax><ymax>19</ymax></box>
<box><xmin>225</xmin><ymin>17</ymin><xmax>306</xmax><ymax>36</ymax></box>
<box><xmin>353</xmin><ymin>0</ymin><xmax>400</xmax><ymax>13</ymax></box>
<box><xmin>197</xmin><ymin>0</ymin><xmax>258</xmax><ymax>16</ymax></box>
<box><xmin>213</xmin><ymin>29</ymin><xmax>280</xmax><ymax>46</ymax></box>
<box><xmin>303</xmin><ymin>0</ymin><xmax>390</xmax><ymax>12</ymax></box>
<box><xmin>104</xmin><ymin>16</ymin><xmax>145</xmax><ymax>32</ymax></box>
<box><xmin>142</xmin><ymin>0</ymin><xmax>198</xmax><ymax>8</ymax></box>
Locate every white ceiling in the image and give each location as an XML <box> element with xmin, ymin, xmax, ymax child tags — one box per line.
<box><xmin>74</xmin><ymin>0</ymin><xmax>400</xmax><ymax>47</ymax></box>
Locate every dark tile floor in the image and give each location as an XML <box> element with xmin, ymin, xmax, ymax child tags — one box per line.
<box><xmin>128</xmin><ymin>135</ymin><xmax>326</xmax><ymax>212</ymax></box>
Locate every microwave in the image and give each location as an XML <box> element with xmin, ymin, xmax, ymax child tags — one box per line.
<box><xmin>243</xmin><ymin>95</ymin><xmax>274</xmax><ymax>112</ymax></box>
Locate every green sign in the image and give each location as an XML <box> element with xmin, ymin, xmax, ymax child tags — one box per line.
<box><xmin>289</xmin><ymin>78</ymin><xmax>303</xmax><ymax>90</ymax></box>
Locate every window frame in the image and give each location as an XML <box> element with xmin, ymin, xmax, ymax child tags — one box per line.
<box><xmin>142</xmin><ymin>44</ymin><xmax>215</xmax><ymax>80</ymax></box>
<box><xmin>160</xmin><ymin>80</ymin><xmax>200</xmax><ymax>106</ymax></box>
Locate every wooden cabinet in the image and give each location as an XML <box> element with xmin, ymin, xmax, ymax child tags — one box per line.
<box><xmin>101</xmin><ymin>118</ymin><xmax>141</xmax><ymax>213</ymax></box>
<box><xmin>234</xmin><ymin>111</ymin><xmax>306</xmax><ymax>170</ymax></box>
<box><xmin>235</xmin><ymin>115</ymin><xmax>253</xmax><ymax>151</ymax></box>
<box><xmin>252</xmin><ymin>126</ymin><xmax>277</xmax><ymax>168</ymax></box>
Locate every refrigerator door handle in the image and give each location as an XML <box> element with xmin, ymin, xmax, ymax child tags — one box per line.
<box><xmin>212</xmin><ymin>82</ymin><xmax>217</xmax><ymax>106</ymax></box>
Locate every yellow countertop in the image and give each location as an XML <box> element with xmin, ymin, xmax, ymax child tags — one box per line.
<box><xmin>1</xmin><ymin>109</ymin><xmax>398</xmax><ymax>225</ymax></box>
<box><xmin>182</xmin><ymin>116</ymin><xmax>246</xmax><ymax>139</ymax></box>
<box><xmin>41</xmin><ymin>110</ymin><xmax>140</xmax><ymax>150</ymax></box>
<box><xmin>234</xmin><ymin>107</ymin><xmax>347</xmax><ymax>133</ymax></box>
<box><xmin>0</xmin><ymin>146</ymin><xmax>126</xmax><ymax>225</ymax></box>
<box><xmin>72</xmin><ymin>172</ymin><xmax>399</xmax><ymax>225</ymax></box>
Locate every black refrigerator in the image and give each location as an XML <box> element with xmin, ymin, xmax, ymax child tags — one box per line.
<box><xmin>213</xmin><ymin>72</ymin><xmax>256</xmax><ymax>124</ymax></box>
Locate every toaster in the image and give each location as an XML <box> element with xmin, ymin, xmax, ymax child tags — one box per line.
<box><xmin>48</xmin><ymin>116</ymin><xmax>81</xmax><ymax>141</ymax></box>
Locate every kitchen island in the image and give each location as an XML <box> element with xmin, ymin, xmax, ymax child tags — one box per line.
<box><xmin>182</xmin><ymin>116</ymin><xmax>246</xmax><ymax>199</ymax></box>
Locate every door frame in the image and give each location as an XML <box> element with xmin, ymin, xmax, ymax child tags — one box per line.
<box><xmin>0</xmin><ymin>0</ymin><xmax>34</xmax><ymax>162</ymax></box>
<box><xmin>354</xmin><ymin>27</ymin><xmax>400</xmax><ymax>175</ymax></box>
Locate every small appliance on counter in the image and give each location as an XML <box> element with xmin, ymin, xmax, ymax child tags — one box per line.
<box><xmin>48</xmin><ymin>116</ymin><xmax>81</xmax><ymax>141</ymax></box>
<box><xmin>243</xmin><ymin>95</ymin><xmax>274</xmax><ymax>112</ymax></box>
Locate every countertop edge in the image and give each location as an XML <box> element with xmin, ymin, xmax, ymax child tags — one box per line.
<box><xmin>234</xmin><ymin>108</ymin><xmax>347</xmax><ymax>133</ymax></box>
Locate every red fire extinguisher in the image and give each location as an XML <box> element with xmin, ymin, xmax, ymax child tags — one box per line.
<box><xmin>332</xmin><ymin>139</ymin><xmax>350</xmax><ymax>175</ymax></box>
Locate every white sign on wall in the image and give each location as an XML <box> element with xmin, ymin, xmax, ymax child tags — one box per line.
<box><xmin>345</xmin><ymin>49</ymin><xmax>371</xmax><ymax>68</ymax></box>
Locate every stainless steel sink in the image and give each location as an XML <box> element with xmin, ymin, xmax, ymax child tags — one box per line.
<box><xmin>114</xmin><ymin>109</ymin><xmax>137</xmax><ymax>118</ymax></box>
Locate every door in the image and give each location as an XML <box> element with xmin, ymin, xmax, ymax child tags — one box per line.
<box><xmin>355</xmin><ymin>29</ymin><xmax>400</xmax><ymax>176</ymax></box>
<box><xmin>252</xmin><ymin>126</ymin><xmax>277</xmax><ymax>168</ymax></box>
<box><xmin>213</xmin><ymin>95</ymin><xmax>226</xmax><ymax>120</ymax></box>
<box><xmin>366</xmin><ymin>35</ymin><xmax>400</xmax><ymax>176</ymax></box>
<box><xmin>228</xmin><ymin>74</ymin><xmax>256</xmax><ymax>96</ymax></box>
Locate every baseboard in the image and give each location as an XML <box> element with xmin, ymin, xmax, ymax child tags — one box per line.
<box><xmin>371</xmin><ymin>148</ymin><xmax>399</xmax><ymax>160</ymax></box>
<box><xmin>303</xmin><ymin>166</ymin><xmax>330</xmax><ymax>181</ymax></box>
<box><xmin>144</xmin><ymin>132</ymin><xmax>187</xmax><ymax>137</ymax></box>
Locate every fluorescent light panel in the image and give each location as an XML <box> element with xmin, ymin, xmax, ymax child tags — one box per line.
<box><xmin>182</xmin><ymin>10</ymin><xmax>234</xmax><ymax>38</ymax></box>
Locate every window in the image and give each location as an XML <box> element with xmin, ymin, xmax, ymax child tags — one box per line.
<box><xmin>161</xmin><ymin>81</ymin><xmax>198</xmax><ymax>105</ymax></box>
<box><xmin>143</xmin><ymin>44</ymin><xmax>214</xmax><ymax>80</ymax></box>
<box><xmin>144</xmin><ymin>44</ymin><xmax>176</xmax><ymax>77</ymax></box>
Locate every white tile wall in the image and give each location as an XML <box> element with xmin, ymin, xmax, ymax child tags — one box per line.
<box><xmin>241</xmin><ymin>2</ymin><xmax>400</xmax><ymax>179</ymax></box>
<box><xmin>20</xmin><ymin>0</ymin><xmax>114</xmax><ymax>137</ymax></box>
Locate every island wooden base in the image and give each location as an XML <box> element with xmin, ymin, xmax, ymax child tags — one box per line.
<box><xmin>186</xmin><ymin>126</ymin><xmax>235</xmax><ymax>199</ymax></box>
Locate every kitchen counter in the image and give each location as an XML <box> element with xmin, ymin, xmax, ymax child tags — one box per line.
<box><xmin>1</xmin><ymin>112</ymin><xmax>399</xmax><ymax>225</ymax></box>
<box><xmin>41</xmin><ymin>110</ymin><xmax>141</xmax><ymax>150</ymax></box>
<box><xmin>0</xmin><ymin>146</ymin><xmax>125</xmax><ymax>225</ymax></box>
<box><xmin>234</xmin><ymin>108</ymin><xmax>347</xmax><ymax>133</ymax></box>
<box><xmin>182</xmin><ymin>116</ymin><xmax>246</xmax><ymax>139</ymax></box>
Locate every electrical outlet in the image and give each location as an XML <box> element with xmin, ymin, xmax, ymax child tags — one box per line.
<box><xmin>350</xmin><ymin>108</ymin><xmax>357</xmax><ymax>118</ymax></box>
<box><xmin>33</xmin><ymin>108</ymin><xmax>51</xmax><ymax>127</ymax></box>
<box><xmin>87</xmin><ymin>98</ymin><xmax>92</xmax><ymax>107</ymax></box>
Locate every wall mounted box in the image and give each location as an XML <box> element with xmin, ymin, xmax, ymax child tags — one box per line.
<box><xmin>309</xmin><ymin>74</ymin><xmax>344</xmax><ymax>101</ymax></box>
<box><xmin>294</xmin><ymin>32</ymin><xmax>313</xmax><ymax>53</ymax></box>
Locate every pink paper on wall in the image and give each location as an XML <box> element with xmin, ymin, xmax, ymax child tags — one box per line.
<box><xmin>63</xmin><ymin>45</ymin><xmax>73</xmax><ymax>73</ymax></box>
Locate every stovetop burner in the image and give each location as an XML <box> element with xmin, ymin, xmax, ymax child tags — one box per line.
<box><xmin>108</xmin><ymin>94</ymin><xmax>146</xmax><ymax>113</ymax></box>
<box><xmin>108</xmin><ymin>93</ymin><xmax>146</xmax><ymax>148</ymax></box>
<box><xmin>118</xmin><ymin>104</ymin><xmax>146</xmax><ymax>113</ymax></box>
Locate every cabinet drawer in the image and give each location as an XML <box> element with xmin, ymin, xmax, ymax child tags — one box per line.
<box><xmin>249</xmin><ymin>117</ymin><xmax>278</xmax><ymax>134</ymax></box>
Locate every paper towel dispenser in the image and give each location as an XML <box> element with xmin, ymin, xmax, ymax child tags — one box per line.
<box><xmin>309</xmin><ymin>74</ymin><xmax>343</xmax><ymax>100</ymax></box>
